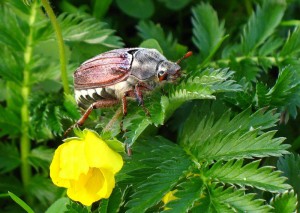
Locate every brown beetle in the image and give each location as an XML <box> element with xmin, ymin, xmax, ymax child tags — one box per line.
<box><xmin>66</xmin><ymin>48</ymin><xmax>192</xmax><ymax>134</ymax></box>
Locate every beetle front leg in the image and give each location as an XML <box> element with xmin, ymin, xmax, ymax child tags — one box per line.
<box><xmin>64</xmin><ymin>99</ymin><xmax>119</xmax><ymax>136</ymax></box>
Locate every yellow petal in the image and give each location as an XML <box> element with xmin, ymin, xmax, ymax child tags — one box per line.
<box><xmin>50</xmin><ymin>144</ymin><xmax>70</xmax><ymax>188</ymax></box>
<box><xmin>95</xmin><ymin>168</ymin><xmax>115</xmax><ymax>198</ymax></box>
<box><xmin>67</xmin><ymin>168</ymin><xmax>115</xmax><ymax>206</ymax></box>
<box><xmin>59</xmin><ymin>140</ymin><xmax>89</xmax><ymax>180</ymax></box>
<box><xmin>84</xmin><ymin>131</ymin><xmax>123</xmax><ymax>174</ymax></box>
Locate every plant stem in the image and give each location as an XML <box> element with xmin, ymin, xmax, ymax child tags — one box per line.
<box><xmin>210</xmin><ymin>56</ymin><xmax>283</xmax><ymax>67</ymax></box>
<box><xmin>20</xmin><ymin>0</ymin><xmax>37</xmax><ymax>198</ymax></box>
<box><xmin>103</xmin><ymin>107</ymin><xmax>123</xmax><ymax>133</ymax></box>
<box><xmin>41</xmin><ymin>0</ymin><xmax>70</xmax><ymax>95</ymax></box>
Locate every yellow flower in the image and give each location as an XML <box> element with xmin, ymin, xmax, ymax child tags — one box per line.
<box><xmin>50</xmin><ymin>130</ymin><xmax>124</xmax><ymax>206</ymax></box>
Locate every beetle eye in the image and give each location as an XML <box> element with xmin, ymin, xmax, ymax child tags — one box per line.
<box><xmin>158</xmin><ymin>70</ymin><xmax>165</xmax><ymax>77</ymax></box>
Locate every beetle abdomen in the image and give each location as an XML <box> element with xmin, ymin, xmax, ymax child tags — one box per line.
<box><xmin>75</xmin><ymin>87</ymin><xmax>115</xmax><ymax>108</ymax></box>
<box><xmin>74</xmin><ymin>76</ymin><xmax>138</xmax><ymax>108</ymax></box>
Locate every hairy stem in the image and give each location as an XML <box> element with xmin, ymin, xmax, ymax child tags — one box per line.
<box><xmin>20</xmin><ymin>0</ymin><xmax>37</xmax><ymax>198</ymax></box>
<box><xmin>103</xmin><ymin>107</ymin><xmax>123</xmax><ymax>133</ymax></box>
<box><xmin>41</xmin><ymin>0</ymin><xmax>70</xmax><ymax>95</ymax></box>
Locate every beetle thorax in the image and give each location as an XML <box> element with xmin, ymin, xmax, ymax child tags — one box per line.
<box><xmin>130</xmin><ymin>49</ymin><xmax>167</xmax><ymax>80</ymax></box>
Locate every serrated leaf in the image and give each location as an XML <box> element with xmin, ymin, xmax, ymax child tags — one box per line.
<box><xmin>57</xmin><ymin>13</ymin><xmax>123</xmax><ymax>48</ymax></box>
<box><xmin>0</xmin><ymin>5</ymin><xmax>26</xmax><ymax>52</ymax></box>
<box><xmin>166</xmin><ymin>68</ymin><xmax>240</xmax><ymax>118</ymax></box>
<box><xmin>258</xmin><ymin>37</ymin><xmax>283</xmax><ymax>56</ymax></box>
<box><xmin>180</xmin><ymin>107</ymin><xmax>289</xmax><ymax>162</ymax></box>
<box><xmin>28</xmin><ymin>175</ymin><xmax>62</xmax><ymax>206</ymax></box>
<box><xmin>192</xmin><ymin>3</ymin><xmax>225</xmax><ymax>61</ymax></box>
<box><xmin>277</xmin><ymin>154</ymin><xmax>300</xmax><ymax>209</ymax></box>
<box><xmin>139</xmin><ymin>39</ymin><xmax>163</xmax><ymax>54</ymax></box>
<box><xmin>203</xmin><ymin>159</ymin><xmax>291</xmax><ymax>192</ymax></box>
<box><xmin>0</xmin><ymin>143</ymin><xmax>20</xmax><ymax>174</ymax></box>
<box><xmin>271</xmin><ymin>190</ymin><xmax>297</xmax><ymax>213</ymax></box>
<box><xmin>163</xmin><ymin>177</ymin><xmax>204</xmax><ymax>212</ymax></box>
<box><xmin>28</xmin><ymin>146</ymin><xmax>54</xmax><ymax>172</ymax></box>
<box><xmin>242</xmin><ymin>0</ymin><xmax>286</xmax><ymax>55</ymax></box>
<box><xmin>255</xmin><ymin>83</ymin><xmax>270</xmax><ymax>107</ymax></box>
<box><xmin>202</xmin><ymin>184</ymin><xmax>272</xmax><ymax>212</ymax></box>
<box><xmin>66</xmin><ymin>201</ymin><xmax>89</xmax><ymax>213</ymax></box>
<box><xmin>280</xmin><ymin>27</ymin><xmax>300</xmax><ymax>57</ymax></box>
<box><xmin>124</xmin><ymin>137</ymin><xmax>193</xmax><ymax>213</ymax></box>
<box><xmin>46</xmin><ymin>106</ymin><xmax>63</xmax><ymax>136</ymax></box>
<box><xmin>137</xmin><ymin>21</ymin><xmax>186</xmax><ymax>60</ymax></box>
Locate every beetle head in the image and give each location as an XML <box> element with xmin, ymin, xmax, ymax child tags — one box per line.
<box><xmin>157</xmin><ymin>61</ymin><xmax>180</xmax><ymax>82</ymax></box>
<box><xmin>157</xmin><ymin>51</ymin><xmax>193</xmax><ymax>82</ymax></box>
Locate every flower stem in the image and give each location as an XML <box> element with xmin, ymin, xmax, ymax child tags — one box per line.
<box><xmin>20</xmin><ymin>0</ymin><xmax>37</xmax><ymax>198</ymax></box>
<box><xmin>41</xmin><ymin>0</ymin><xmax>70</xmax><ymax>95</ymax></box>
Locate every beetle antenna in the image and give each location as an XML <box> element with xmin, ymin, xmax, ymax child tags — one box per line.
<box><xmin>176</xmin><ymin>51</ymin><xmax>193</xmax><ymax>64</ymax></box>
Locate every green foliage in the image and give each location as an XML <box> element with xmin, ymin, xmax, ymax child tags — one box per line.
<box><xmin>8</xmin><ymin>191</ymin><xmax>34</xmax><ymax>213</ymax></box>
<box><xmin>1</xmin><ymin>0</ymin><xmax>300</xmax><ymax>212</ymax></box>
<box><xmin>241</xmin><ymin>0</ymin><xmax>286</xmax><ymax>55</ymax></box>
<box><xmin>271</xmin><ymin>190</ymin><xmax>298</xmax><ymax>213</ymax></box>
<box><xmin>192</xmin><ymin>3</ymin><xmax>226</xmax><ymax>64</ymax></box>
<box><xmin>277</xmin><ymin>154</ymin><xmax>300</xmax><ymax>211</ymax></box>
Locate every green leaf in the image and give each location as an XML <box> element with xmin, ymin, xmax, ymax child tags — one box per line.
<box><xmin>166</xmin><ymin>68</ymin><xmax>240</xmax><ymax>118</ymax></box>
<box><xmin>45</xmin><ymin>197</ymin><xmax>69</xmax><ymax>213</ymax></box>
<box><xmin>271</xmin><ymin>190</ymin><xmax>297</xmax><ymax>213</ymax></box>
<box><xmin>0</xmin><ymin>143</ymin><xmax>21</xmax><ymax>174</ymax></box>
<box><xmin>124</xmin><ymin>137</ymin><xmax>193</xmax><ymax>213</ymax></box>
<box><xmin>203</xmin><ymin>159</ymin><xmax>291</xmax><ymax>193</ymax></box>
<box><xmin>0</xmin><ymin>5</ymin><xmax>26</xmax><ymax>52</ymax></box>
<box><xmin>116</xmin><ymin>0</ymin><xmax>154</xmax><ymax>19</ymax></box>
<box><xmin>137</xmin><ymin>20</ymin><xmax>186</xmax><ymax>60</ymax></box>
<box><xmin>28</xmin><ymin>146</ymin><xmax>54</xmax><ymax>172</ymax></box>
<box><xmin>8</xmin><ymin>191</ymin><xmax>34</xmax><ymax>213</ymax></box>
<box><xmin>66</xmin><ymin>201</ymin><xmax>89</xmax><ymax>213</ymax></box>
<box><xmin>258</xmin><ymin>37</ymin><xmax>284</xmax><ymax>56</ymax></box>
<box><xmin>28</xmin><ymin>175</ymin><xmax>61</xmax><ymax>206</ymax></box>
<box><xmin>99</xmin><ymin>186</ymin><xmax>124</xmax><ymax>213</ymax></box>
<box><xmin>139</xmin><ymin>39</ymin><xmax>163</xmax><ymax>54</ymax></box>
<box><xmin>241</xmin><ymin>0</ymin><xmax>286</xmax><ymax>55</ymax></box>
<box><xmin>201</xmin><ymin>184</ymin><xmax>272</xmax><ymax>212</ymax></box>
<box><xmin>280</xmin><ymin>27</ymin><xmax>300</xmax><ymax>57</ymax></box>
<box><xmin>105</xmin><ymin>138</ymin><xmax>125</xmax><ymax>153</ymax></box>
<box><xmin>0</xmin><ymin>105</ymin><xmax>21</xmax><ymax>137</ymax></box>
<box><xmin>0</xmin><ymin>143</ymin><xmax>20</xmax><ymax>174</ymax></box>
<box><xmin>0</xmin><ymin>176</ymin><xmax>23</xmax><ymax>197</ymax></box>
<box><xmin>57</xmin><ymin>13</ymin><xmax>123</xmax><ymax>47</ymax></box>
<box><xmin>255</xmin><ymin>65</ymin><xmax>300</xmax><ymax>118</ymax></box>
<box><xmin>92</xmin><ymin>0</ymin><xmax>112</xmax><ymax>20</ymax></box>
<box><xmin>192</xmin><ymin>3</ymin><xmax>225</xmax><ymax>61</ymax></box>
<box><xmin>180</xmin><ymin>107</ymin><xmax>289</xmax><ymax>162</ymax></box>
<box><xmin>164</xmin><ymin>177</ymin><xmax>204</xmax><ymax>212</ymax></box>
<box><xmin>159</xmin><ymin>0</ymin><xmax>191</xmax><ymax>10</ymax></box>
<box><xmin>277</xmin><ymin>154</ymin><xmax>300</xmax><ymax>208</ymax></box>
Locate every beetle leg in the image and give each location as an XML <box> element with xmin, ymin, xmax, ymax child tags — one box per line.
<box><xmin>135</xmin><ymin>83</ymin><xmax>150</xmax><ymax>116</ymax></box>
<box><xmin>64</xmin><ymin>99</ymin><xmax>119</xmax><ymax>136</ymax></box>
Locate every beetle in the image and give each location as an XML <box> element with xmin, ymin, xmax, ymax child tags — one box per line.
<box><xmin>65</xmin><ymin>48</ymin><xmax>192</xmax><ymax>135</ymax></box>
